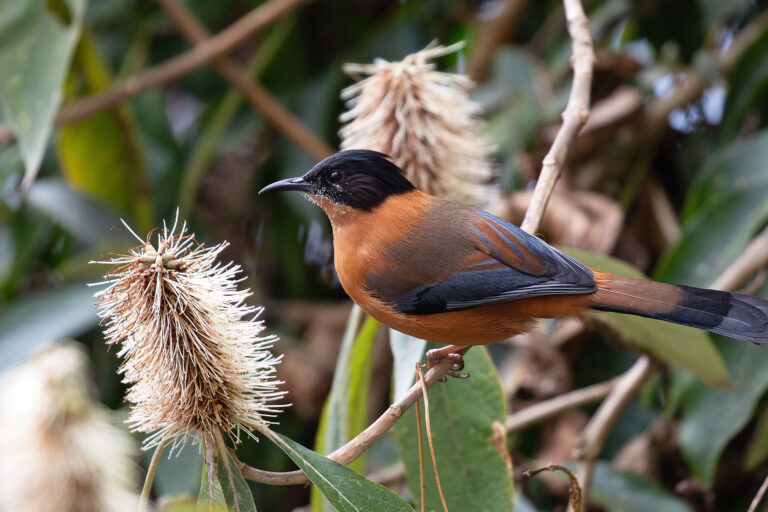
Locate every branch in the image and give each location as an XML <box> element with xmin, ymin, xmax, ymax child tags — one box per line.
<box><xmin>507</xmin><ymin>377</ymin><xmax>618</xmax><ymax>432</ymax></box>
<box><xmin>0</xmin><ymin>0</ymin><xmax>311</xmax><ymax>145</ymax></box>
<box><xmin>156</xmin><ymin>0</ymin><xmax>333</xmax><ymax>161</ymax></box>
<box><xmin>236</xmin><ymin>356</ymin><xmax>462</xmax><ymax>485</ymax></box>
<box><xmin>520</xmin><ymin>0</ymin><xmax>594</xmax><ymax>234</ymax></box>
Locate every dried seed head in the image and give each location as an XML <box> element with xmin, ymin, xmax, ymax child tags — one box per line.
<box><xmin>340</xmin><ymin>41</ymin><xmax>496</xmax><ymax>206</ymax></box>
<box><xmin>0</xmin><ymin>342</ymin><xmax>138</xmax><ymax>512</ymax></box>
<box><xmin>92</xmin><ymin>216</ymin><xmax>286</xmax><ymax>451</ymax></box>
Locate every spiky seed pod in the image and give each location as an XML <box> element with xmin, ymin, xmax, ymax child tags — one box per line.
<box><xmin>0</xmin><ymin>342</ymin><xmax>139</xmax><ymax>512</ymax></box>
<box><xmin>339</xmin><ymin>41</ymin><xmax>496</xmax><ymax>206</ymax></box>
<box><xmin>92</xmin><ymin>217</ymin><xmax>286</xmax><ymax>451</ymax></box>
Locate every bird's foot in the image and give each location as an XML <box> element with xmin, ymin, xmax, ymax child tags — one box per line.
<box><xmin>426</xmin><ymin>346</ymin><xmax>470</xmax><ymax>379</ymax></box>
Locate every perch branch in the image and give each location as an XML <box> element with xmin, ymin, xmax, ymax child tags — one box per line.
<box><xmin>0</xmin><ymin>0</ymin><xmax>311</xmax><ymax>145</ymax></box>
<box><xmin>520</xmin><ymin>0</ymin><xmax>594</xmax><ymax>234</ymax></box>
<box><xmin>236</xmin><ymin>356</ymin><xmax>462</xmax><ymax>485</ymax></box>
<box><xmin>156</xmin><ymin>0</ymin><xmax>333</xmax><ymax>161</ymax></box>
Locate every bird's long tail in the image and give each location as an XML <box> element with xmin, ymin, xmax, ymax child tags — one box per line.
<box><xmin>588</xmin><ymin>270</ymin><xmax>768</xmax><ymax>344</ymax></box>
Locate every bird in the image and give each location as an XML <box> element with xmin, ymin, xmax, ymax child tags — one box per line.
<box><xmin>260</xmin><ymin>149</ymin><xmax>768</xmax><ymax>371</ymax></box>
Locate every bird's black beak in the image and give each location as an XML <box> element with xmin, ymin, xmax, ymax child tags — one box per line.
<box><xmin>259</xmin><ymin>176</ymin><xmax>312</xmax><ymax>195</ymax></box>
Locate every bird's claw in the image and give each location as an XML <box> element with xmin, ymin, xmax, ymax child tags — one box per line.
<box><xmin>426</xmin><ymin>349</ymin><xmax>469</xmax><ymax>379</ymax></box>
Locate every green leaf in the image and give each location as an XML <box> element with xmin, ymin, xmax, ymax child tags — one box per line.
<box><xmin>196</xmin><ymin>443</ymin><xmax>256</xmax><ymax>512</ymax></box>
<box><xmin>564</xmin><ymin>249</ymin><xmax>729</xmax><ymax>386</ymax></box>
<box><xmin>587</xmin><ymin>461</ymin><xmax>694</xmax><ymax>512</ymax></box>
<box><xmin>57</xmin><ymin>28</ymin><xmax>152</xmax><ymax>230</ymax></box>
<box><xmin>26</xmin><ymin>178</ymin><xmax>128</xmax><ymax>244</ymax></box>
<box><xmin>389</xmin><ymin>329</ymin><xmax>426</xmax><ymax>402</ymax></box>
<box><xmin>0</xmin><ymin>283</ymin><xmax>97</xmax><ymax>371</ymax></box>
<box><xmin>269</xmin><ymin>431</ymin><xmax>414</xmax><ymax>512</ymax></box>
<box><xmin>215</xmin><ymin>446</ymin><xmax>258</xmax><ymax>512</ymax></box>
<box><xmin>393</xmin><ymin>346</ymin><xmax>513</xmax><ymax>512</ymax></box>
<box><xmin>683</xmin><ymin>131</ymin><xmax>768</xmax><ymax>219</ymax></box>
<box><xmin>0</xmin><ymin>0</ymin><xmax>85</xmax><ymax>186</ymax></box>
<box><xmin>313</xmin><ymin>306</ymin><xmax>378</xmax><ymax>510</ymax></box>
<box><xmin>196</xmin><ymin>463</ymin><xmax>228</xmax><ymax>512</ymax></box>
<box><xmin>680</xmin><ymin>338</ymin><xmax>768</xmax><ymax>485</ymax></box>
<box><xmin>656</xmin><ymin>131</ymin><xmax>768</xmax><ymax>287</ymax></box>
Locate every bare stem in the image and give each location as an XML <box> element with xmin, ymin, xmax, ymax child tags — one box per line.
<box><xmin>139</xmin><ymin>442</ymin><xmax>167</xmax><ymax>512</ymax></box>
<box><xmin>415</xmin><ymin>393</ymin><xmax>427</xmax><ymax>512</ymax></box>
<box><xmin>417</xmin><ymin>366</ymin><xmax>450</xmax><ymax>512</ymax></box>
<box><xmin>0</xmin><ymin>0</ymin><xmax>312</xmax><ymax>146</ymax></box>
<box><xmin>520</xmin><ymin>0</ymin><xmax>594</xmax><ymax>235</ymax></box>
<box><xmin>156</xmin><ymin>0</ymin><xmax>333</xmax><ymax>161</ymax></box>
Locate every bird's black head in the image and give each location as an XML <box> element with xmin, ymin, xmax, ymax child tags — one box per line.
<box><xmin>259</xmin><ymin>150</ymin><xmax>415</xmax><ymax>210</ymax></box>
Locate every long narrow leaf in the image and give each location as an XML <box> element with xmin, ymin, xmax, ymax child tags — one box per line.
<box><xmin>270</xmin><ymin>431</ymin><xmax>414</xmax><ymax>512</ymax></box>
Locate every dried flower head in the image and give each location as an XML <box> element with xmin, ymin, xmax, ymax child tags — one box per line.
<box><xmin>0</xmin><ymin>342</ymin><xmax>138</xmax><ymax>512</ymax></box>
<box><xmin>339</xmin><ymin>41</ymin><xmax>496</xmax><ymax>206</ymax></box>
<box><xmin>92</xmin><ymin>216</ymin><xmax>286</xmax><ymax>451</ymax></box>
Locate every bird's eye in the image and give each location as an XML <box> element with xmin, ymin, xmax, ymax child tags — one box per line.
<box><xmin>328</xmin><ymin>170</ymin><xmax>343</xmax><ymax>183</ymax></box>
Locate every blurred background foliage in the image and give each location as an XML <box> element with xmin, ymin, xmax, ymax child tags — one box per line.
<box><xmin>2</xmin><ymin>0</ymin><xmax>768</xmax><ymax>510</ymax></box>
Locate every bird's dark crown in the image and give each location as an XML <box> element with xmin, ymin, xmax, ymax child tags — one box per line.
<box><xmin>302</xmin><ymin>150</ymin><xmax>415</xmax><ymax>210</ymax></box>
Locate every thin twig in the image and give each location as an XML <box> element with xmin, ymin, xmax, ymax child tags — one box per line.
<box><xmin>523</xmin><ymin>463</ymin><xmax>582</xmax><ymax>511</ymax></box>
<box><xmin>507</xmin><ymin>377</ymin><xmax>619</xmax><ymax>432</ymax></box>
<box><xmin>138</xmin><ymin>442</ymin><xmax>167</xmax><ymax>512</ymax></box>
<box><xmin>520</xmin><ymin>0</ymin><xmax>594</xmax><ymax>234</ymax></box>
<box><xmin>0</xmin><ymin>0</ymin><xmax>311</xmax><ymax>146</ymax></box>
<box><xmin>417</xmin><ymin>365</ymin><xmax>450</xmax><ymax>512</ymax></box>
<box><xmin>156</xmin><ymin>0</ymin><xmax>333</xmax><ymax>161</ymax></box>
<box><xmin>415</xmin><ymin>396</ymin><xmax>427</xmax><ymax>512</ymax></box>
<box><xmin>748</xmin><ymin>473</ymin><xmax>768</xmax><ymax>512</ymax></box>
